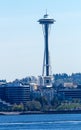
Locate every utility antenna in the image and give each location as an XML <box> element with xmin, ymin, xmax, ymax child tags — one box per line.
<box><xmin>46</xmin><ymin>9</ymin><xmax>47</xmax><ymax>15</ymax></box>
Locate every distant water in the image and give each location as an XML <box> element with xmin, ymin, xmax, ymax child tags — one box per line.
<box><xmin>0</xmin><ymin>114</ymin><xmax>81</xmax><ymax>130</ymax></box>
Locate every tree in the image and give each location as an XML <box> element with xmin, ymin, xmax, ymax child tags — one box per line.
<box><xmin>12</xmin><ymin>103</ymin><xmax>24</xmax><ymax>111</ymax></box>
<box><xmin>51</xmin><ymin>97</ymin><xmax>61</xmax><ymax>108</ymax></box>
<box><xmin>35</xmin><ymin>96</ymin><xmax>48</xmax><ymax>106</ymax></box>
<box><xmin>26</xmin><ymin>100</ymin><xmax>41</xmax><ymax>111</ymax></box>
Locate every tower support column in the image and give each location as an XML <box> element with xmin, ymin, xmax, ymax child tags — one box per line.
<box><xmin>45</xmin><ymin>24</ymin><xmax>49</xmax><ymax>76</ymax></box>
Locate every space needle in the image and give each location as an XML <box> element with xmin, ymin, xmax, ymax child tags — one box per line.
<box><xmin>38</xmin><ymin>12</ymin><xmax>56</xmax><ymax>87</ymax></box>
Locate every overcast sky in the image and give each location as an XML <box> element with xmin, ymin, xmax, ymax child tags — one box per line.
<box><xmin>0</xmin><ymin>0</ymin><xmax>81</xmax><ymax>81</ymax></box>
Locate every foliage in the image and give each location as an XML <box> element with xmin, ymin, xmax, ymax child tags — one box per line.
<box><xmin>35</xmin><ymin>96</ymin><xmax>48</xmax><ymax>106</ymax></box>
<box><xmin>51</xmin><ymin>97</ymin><xmax>61</xmax><ymax>108</ymax></box>
<box><xmin>12</xmin><ymin>103</ymin><xmax>24</xmax><ymax>111</ymax></box>
<box><xmin>1</xmin><ymin>97</ymin><xmax>81</xmax><ymax>112</ymax></box>
<box><xmin>56</xmin><ymin>102</ymin><xmax>81</xmax><ymax>111</ymax></box>
<box><xmin>26</xmin><ymin>100</ymin><xmax>41</xmax><ymax>111</ymax></box>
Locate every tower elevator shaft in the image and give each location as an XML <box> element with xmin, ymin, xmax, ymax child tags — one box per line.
<box><xmin>45</xmin><ymin>24</ymin><xmax>49</xmax><ymax>76</ymax></box>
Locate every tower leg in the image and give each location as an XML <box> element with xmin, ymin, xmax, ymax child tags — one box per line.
<box><xmin>45</xmin><ymin>24</ymin><xmax>49</xmax><ymax>76</ymax></box>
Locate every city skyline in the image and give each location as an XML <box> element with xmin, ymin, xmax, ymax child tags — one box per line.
<box><xmin>0</xmin><ymin>0</ymin><xmax>81</xmax><ymax>81</ymax></box>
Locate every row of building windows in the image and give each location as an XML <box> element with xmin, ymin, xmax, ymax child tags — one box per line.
<box><xmin>58</xmin><ymin>89</ymin><xmax>81</xmax><ymax>99</ymax></box>
<box><xmin>0</xmin><ymin>84</ymin><xmax>31</xmax><ymax>105</ymax></box>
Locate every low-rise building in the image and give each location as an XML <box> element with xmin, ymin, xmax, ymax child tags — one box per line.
<box><xmin>0</xmin><ymin>83</ymin><xmax>31</xmax><ymax>105</ymax></box>
<box><xmin>58</xmin><ymin>88</ymin><xmax>81</xmax><ymax>100</ymax></box>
